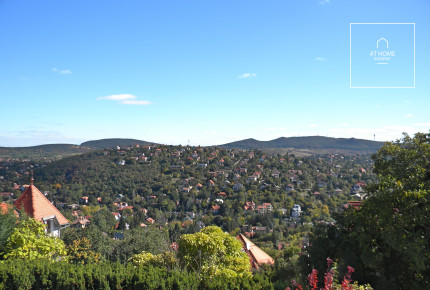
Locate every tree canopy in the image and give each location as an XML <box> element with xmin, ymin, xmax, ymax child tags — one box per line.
<box><xmin>2</xmin><ymin>218</ymin><xmax>67</xmax><ymax>261</ymax></box>
<box><xmin>319</xmin><ymin>133</ymin><xmax>430</xmax><ymax>288</ymax></box>
<box><xmin>178</xmin><ymin>226</ymin><xmax>250</xmax><ymax>279</ymax></box>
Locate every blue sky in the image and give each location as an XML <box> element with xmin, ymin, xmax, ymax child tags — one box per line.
<box><xmin>0</xmin><ymin>0</ymin><xmax>429</xmax><ymax>147</ymax></box>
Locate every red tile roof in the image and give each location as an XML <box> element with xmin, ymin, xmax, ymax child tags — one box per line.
<box><xmin>236</xmin><ymin>234</ymin><xmax>274</xmax><ymax>268</ymax></box>
<box><xmin>345</xmin><ymin>201</ymin><xmax>362</xmax><ymax>210</ymax></box>
<box><xmin>14</xmin><ymin>185</ymin><xmax>69</xmax><ymax>225</ymax></box>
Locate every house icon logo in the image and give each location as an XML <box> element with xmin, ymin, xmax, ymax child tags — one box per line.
<box><xmin>370</xmin><ymin>37</ymin><xmax>395</xmax><ymax>64</ymax></box>
<box><xmin>376</xmin><ymin>37</ymin><xmax>388</xmax><ymax>49</ymax></box>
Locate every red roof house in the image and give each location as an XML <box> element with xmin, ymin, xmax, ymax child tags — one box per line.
<box><xmin>14</xmin><ymin>180</ymin><xmax>69</xmax><ymax>237</ymax></box>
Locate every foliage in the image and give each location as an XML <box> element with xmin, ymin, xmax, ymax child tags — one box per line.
<box><xmin>341</xmin><ymin>133</ymin><xmax>430</xmax><ymax>288</ymax></box>
<box><xmin>129</xmin><ymin>251</ymin><xmax>177</xmax><ymax>270</ymax></box>
<box><xmin>0</xmin><ymin>258</ymin><xmax>273</xmax><ymax>289</ymax></box>
<box><xmin>112</xmin><ymin>227</ymin><xmax>170</xmax><ymax>263</ymax></box>
<box><xmin>0</xmin><ymin>210</ymin><xmax>17</xmax><ymax>257</ymax></box>
<box><xmin>2</xmin><ymin>218</ymin><xmax>67</xmax><ymax>261</ymax></box>
<box><xmin>178</xmin><ymin>226</ymin><xmax>251</xmax><ymax>279</ymax></box>
<box><xmin>91</xmin><ymin>208</ymin><xmax>117</xmax><ymax>232</ymax></box>
<box><xmin>304</xmin><ymin>133</ymin><xmax>430</xmax><ymax>289</ymax></box>
<box><xmin>67</xmin><ymin>237</ymin><xmax>101</xmax><ymax>264</ymax></box>
<box><xmin>62</xmin><ymin>226</ymin><xmax>114</xmax><ymax>261</ymax></box>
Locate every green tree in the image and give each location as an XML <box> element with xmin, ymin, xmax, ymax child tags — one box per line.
<box><xmin>129</xmin><ymin>251</ymin><xmax>177</xmax><ymax>270</ymax></box>
<box><xmin>177</xmin><ymin>226</ymin><xmax>250</xmax><ymax>279</ymax></box>
<box><xmin>2</xmin><ymin>218</ymin><xmax>67</xmax><ymax>261</ymax></box>
<box><xmin>338</xmin><ymin>133</ymin><xmax>430</xmax><ymax>288</ymax></box>
<box><xmin>0</xmin><ymin>209</ymin><xmax>17</xmax><ymax>257</ymax></box>
<box><xmin>67</xmin><ymin>237</ymin><xmax>101</xmax><ymax>264</ymax></box>
<box><xmin>92</xmin><ymin>208</ymin><xmax>117</xmax><ymax>232</ymax></box>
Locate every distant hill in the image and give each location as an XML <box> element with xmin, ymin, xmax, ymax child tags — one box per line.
<box><xmin>0</xmin><ymin>144</ymin><xmax>94</xmax><ymax>160</ymax></box>
<box><xmin>81</xmin><ymin>138</ymin><xmax>157</xmax><ymax>149</ymax></box>
<box><xmin>220</xmin><ymin>136</ymin><xmax>385</xmax><ymax>154</ymax></box>
<box><xmin>0</xmin><ymin>138</ymin><xmax>157</xmax><ymax>160</ymax></box>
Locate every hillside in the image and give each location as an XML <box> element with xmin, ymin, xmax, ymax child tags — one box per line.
<box><xmin>81</xmin><ymin>138</ymin><xmax>156</xmax><ymax>149</ymax></box>
<box><xmin>220</xmin><ymin>136</ymin><xmax>385</xmax><ymax>154</ymax></box>
<box><xmin>0</xmin><ymin>144</ymin><xmax>94</xmax><ymax>160</ymax></box>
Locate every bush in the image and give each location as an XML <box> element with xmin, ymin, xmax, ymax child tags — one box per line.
<box><xmin>0</xmin><ymin>259</ymin><xmax>272</xmax><ymax>289</ymax></box>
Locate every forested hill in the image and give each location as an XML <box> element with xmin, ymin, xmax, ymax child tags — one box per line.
<box><xmin>0</xmin><ymin>144</ymin><xmax>93</xmax><ymax>160</ymax></box>
<box><xmin>0</xmin><ymin>139</ymin><xmax>157</xmax><ymax>160</ymax></box>
<box><xmin>220</xmin><ymin>136</ymin><xmax>385</xmax><ymax>153</ymax></box>
<box><xmin>81</xmin><ymin>138</ymin><xmax>156</xmax><ymax>149</ymax></box>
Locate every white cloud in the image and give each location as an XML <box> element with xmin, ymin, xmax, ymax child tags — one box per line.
<box><xmin>315</xmin><ymin>57</ymin><xmax>326</xmax><ymax>61</ymax></box>
<box><xmin>405</xmin><ymin>114</ymin><xmax>413</xmax><ymax>118</ymax></box>
<box><xmin>97</xmin><ymin>94</ymin><xmax>151</xmax><ymax>105</ymax></box>
<box><xmin>52</xmin><ymin>67</ymin><xmax>72</xmax><ymax>74</ymax></box>
<box><xmin>238</xmin><ymin>73</ymin><xmax>257</xmax><ymax>78</ymax></box>
<box><xmin>98</xmin><ymin>94</ymin><xmax>136</xmax><ymax>101</ymax></box>
<box><xmin>319</xmin><ymin>0</ymin><xmax>330</xmax><ymax>4</ymax></box>
<box><xmin>121</xmin><ymin>100</ymin><xmax>152</xmax><ymax>105</ymax></box>
<box><xmin>308</xmin><ymin>124</ymin><xmax>319</xmax><ymax>128</ymax></box>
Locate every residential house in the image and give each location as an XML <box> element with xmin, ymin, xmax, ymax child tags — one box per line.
<box><xmin>14</xmin><ymin>180</ymin><xmax>70</xmax><ymax>237</ymax></box>
<box><xmin>257</xmin><ymin>203</ymin><xmax>273</xmax><ymax>214</ymax></box>
<box><xmin>116</xmin><ymin>160</ymin><xmax>125</xmax><ymax>166</ymax></box>
<box><xmin>334</xmin><ymin>188</ymin><xmax>343</xmax><ymax>194</ymax></box>
<box><xmin>216</xmin><ymin>192</ymin><xmax>227</xmax><ymax>198</ymax></box>
<box><xmin>344</xmin><ymin>201</ymin><xmax>362</xmax><ymax>210</ymax></box>
<box><xmin>247</xmin><ymin>175</ymin><xmax>258</xmax><ymax>182</ymax></box>
<box><xmin>271</xmin><ymin>168</ymin><xmax>280</xmax><ymax>178</ymax></box>
<box><xmin>181</xmin><ymin>186</ymin><xmax>193</xmax><ymax>193</ymax></box>
<box><xmin>80</xmin><ymin>196</ymin><xmax>89</xmax><ymax>204</ymax></box>
<box><xmin>291</xmin><ymin>204</ymin><xmax>301</xmax><ymax>218</ymax></box>
<box><xmin>112</xmin><ymin>212</ymin><xmax>121</xmax><ymax>221</ymax></box>
<box><xmin>72</xmin><ymin>216</ymin><xmax>90</xmax><ymax>229</ymax></box>
<box><xmin>243</xmin><ymin>201</ymin><xmax>256</xmax><ymax>211</ymax></box>
<box><xmin>197</xmin><ymin>163</ymin><xmax>208</xmax><ymax>169</ymax></box>
<box><xmin>254</xmin><ymin>226</ymin><xmax>268</xmax><ymax>234</ymax></box>
<box><xmin>210</xmin><ymin>205</ymin><xmax>220</xmax><ymax>214</ymax></box>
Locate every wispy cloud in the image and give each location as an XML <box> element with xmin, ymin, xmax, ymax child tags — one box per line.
<box><xmin>121</xmin><ymin>100</ymin><xmax>152</xmax><ymax>105</ymax></box>
<box><xmin>319</xmin><ymin>0</ymin><xmax>330</xmax><ymax>4</ymax></box>
<box><xmin>238</xmin><ymin>73</ymin><xmax>257</xmax><ymax>79</ymax></box>
<box><xmin>315</xmin><ymin>57</ymin><xmax>326</xmax><ymax>61</ymax></box>
<box><xmin>52</xmin><ymin>67</ymin><xmax>73</xmax><ymax>74</ymax></box>
<box><xmin>97</xmin><ymin>94</ymin><xmax>136</xmax><ymax>101</ymax></box>
<box><xmin>405</xmin><ymin>114</ymin><xmax>413</xmax><ymax>118</ymax></box>
<box><xmin>97</xmin><ymin>94</ymin><xmax>151</xmax><ymax>105</ymax></box>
